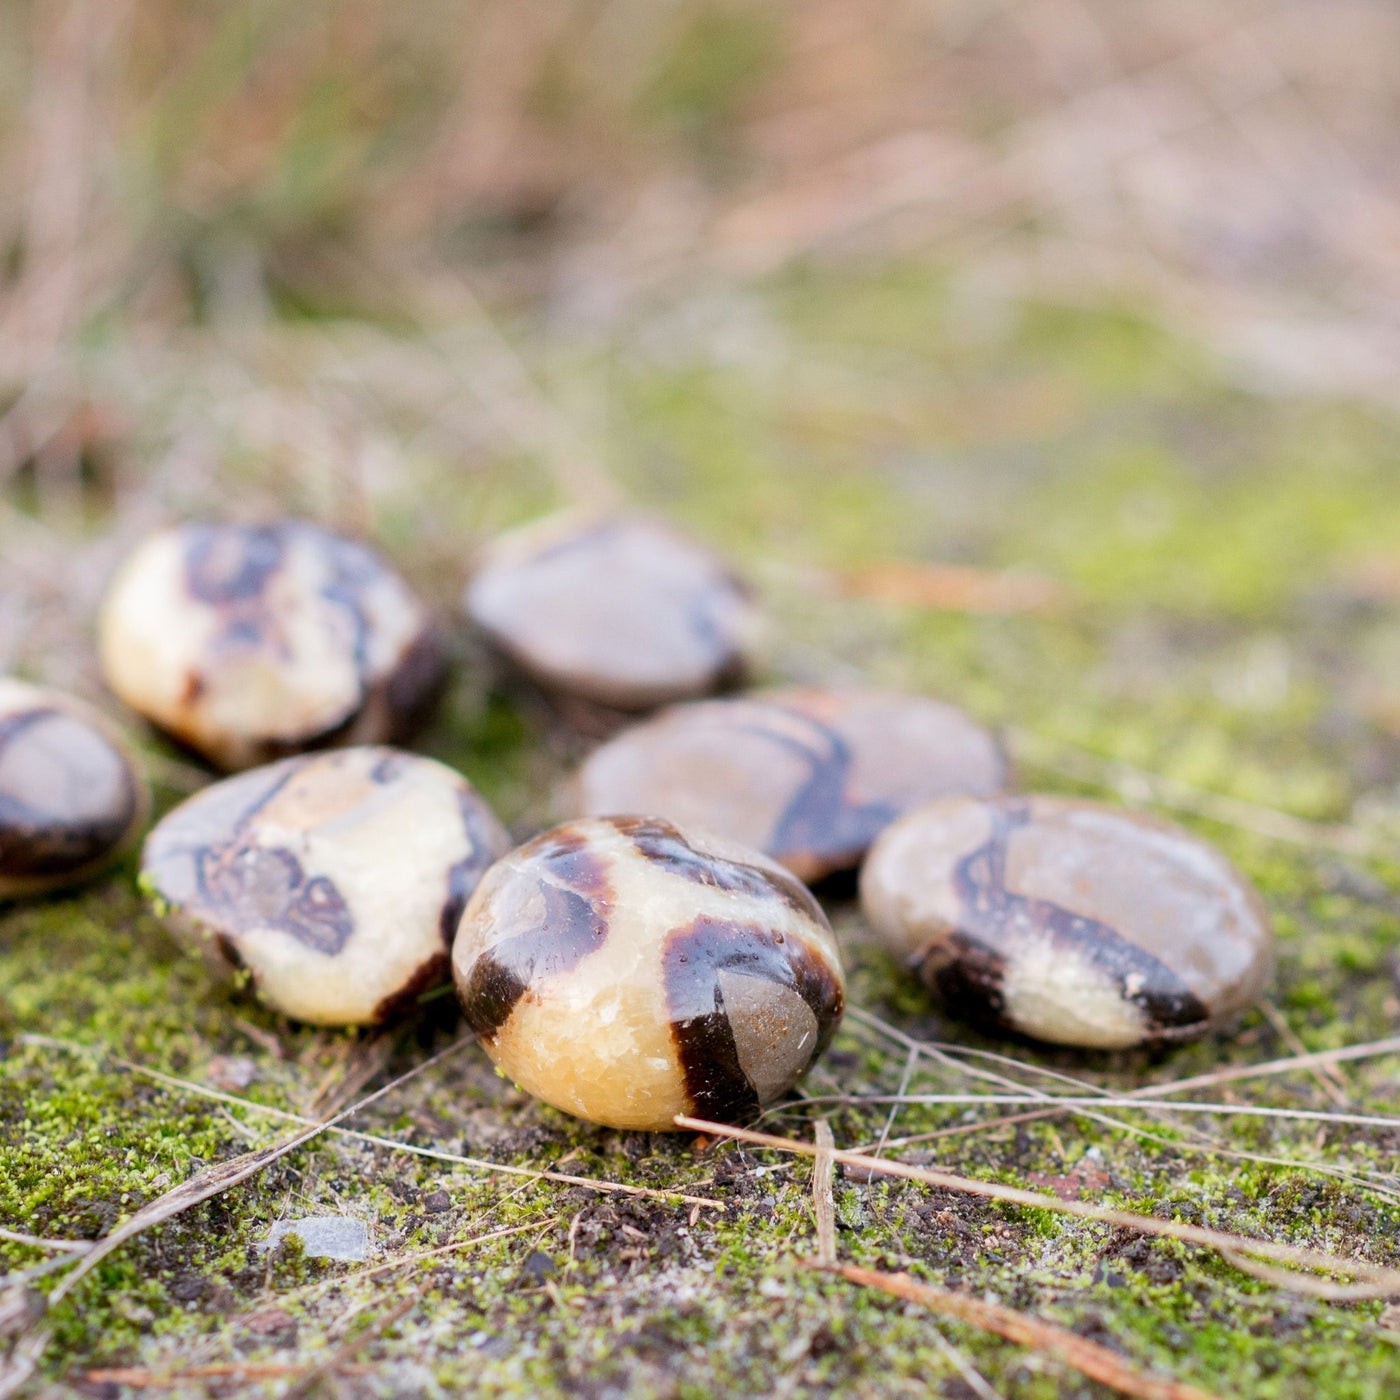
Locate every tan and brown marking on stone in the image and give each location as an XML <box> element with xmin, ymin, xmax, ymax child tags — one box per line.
<box><xmin>453</xmin><ymin>815</ymin><xmax>844</xmax><ymax>1130</ymax></box>
<box><xmin>142</xmin><ymin>746</ymin><xmax>509</xmax><ymax>1025</ymax></box>
<box><xmin>860</xmin><ymin>795</ymin><xmax>1274</xmax><ymax>1050</ymax></box>
<box><xmin>464</xmin><ymin>512</ymin><xmax>762</xmax><ymax>711</ymax></box>
<box><xmin>0</xmin><ymin>679</ymin><xmax>148</xmax><ymax>898</ymax></box>
<box><xmin>569</xmin><ymin>688</ymin><xmax>1008</xmax><ymax>880</ymax></box>
<box><xmin>100</xmin><ymin>520</ymin><xmax>445</xmax><ymax>771</ymax></box>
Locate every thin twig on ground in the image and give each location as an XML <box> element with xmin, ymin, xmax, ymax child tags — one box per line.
<box><xmin>818</xmin><ymin>1262</ymin><xmax>1223</xmax><ymax>1400</ymax></box>
<box><xmin>812</xmin><ymin>1120</ymin><xmax>836</xmax><ymax>1267</ymax></box>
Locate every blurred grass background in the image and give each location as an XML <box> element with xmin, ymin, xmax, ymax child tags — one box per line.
<box><xmin>7</xmin><ymin>2</ymin><xmax>1400</xmax><ymax>1396</ymax></box>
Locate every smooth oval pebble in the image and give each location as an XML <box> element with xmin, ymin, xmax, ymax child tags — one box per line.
<box><xmin>0</xmin><ymin>679</ymin><xmax>148</xmax><ymax>897</ymax></box>
<box><xmin>860</xmin><ymin>795</ymin><xmax>1273</xmax><ymax>1049</ymax></box>
<box><xmin>100</xmin><ymin>519</ymin><xmax>445</xmax><ymax>771</ymax></box>
<box><xmin>464</xmin><ymin>512</ymin><xmax>762</xmax><ymax>710</ymax></box>
<box><xmin>452</xmin><ymin>815</ymin><xmax>845</xmax><ymax>1131</ymax></box>
<box><xmin>142</xmin><ymin>747</ymin><xmax>509</xmax><ymax>1025</ymax></box>
<box><xmin>567</xmin><ymin>688</ymin><xmax>1008</xmax><ymax>881</ymax></box>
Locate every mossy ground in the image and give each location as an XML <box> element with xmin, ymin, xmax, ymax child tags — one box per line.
<box><xmin>6</xmin><ymin>262</ymin><xmax>1400</xmax><ymax>1399</ymax></box>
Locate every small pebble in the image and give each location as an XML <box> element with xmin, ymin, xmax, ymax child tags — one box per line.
<box><xmin>142</xmin><ymin>747</ymin><xmax>509</xmax><ymax>1025</ymax></box>
<box><xmin>99</xmin><ymin>519</ymin><xmax>445</xmax><ymax>770</ymax></box>
<box><xmin>453</xmin><ymin>815</ymin><xmax>845</xmax><ymax>1130</ymax></box>
<box><xmin>261</xmin><ymin>1216</ymin><xmax>368</xmax><ymax>1262</ymax></box>
<box><xmin>568</xmin><ymin>688</ymin><xmax>1007</xmax><ymax>881</ymax></box>
<box><xmin>0</xmin><ymin>678</ymin><xmax>147</xmax><ymax>898</ymax></box>
<box><xmin>464</xmin><ymin>512</ymin><xmax>761</xmax><ymax>709</ymax></box>
<box><xmin>860</xmin><ymin>795</ymin><xmax>1273</xmax><ymax>1049</ymax></box>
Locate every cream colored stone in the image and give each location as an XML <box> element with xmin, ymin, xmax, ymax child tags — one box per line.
<box><xmin>454</xmin><ymin>816</ymin><xmax>844</xmax><ymax>1130</ymax></box>
<box><xmin>861</xmin><ymin>795</ymin><xmax>1273</xmax><ymax>1049</ymax></box>
<box><xmin>100</xmin><ymin>521</ymin><xmax>442</xmax><ymax>770</ymax></box>
<box><xmin>143</xmin><ymin>747</ymin><xmax>508</xmax><ymax>1025</ymax></box>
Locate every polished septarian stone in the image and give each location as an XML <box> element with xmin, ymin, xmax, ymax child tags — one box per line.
<box><xmin>142</xmin><ymin>747</ymin><xmax>509</xmax><ymax>1026</ymax></box>
<box><xmin>860</xmin><ymin>795</ymin><xmax>1274</xmax><ymax>1050</ymax></box>
<box><xmin>464</xmin><ymin>512</ymin><xmax>762</xmax><ymax>710</ymax></box>
<box><xmin>452</xmin><ymin>815</ymin><xmax>845</xmax><ymax>1131</ymax></box>
<box><xmin>567</xmin><ymin>688</ymin><xmax>1008</xmax><ymax>881</ymax></box>
<box><xmin>99</xmin><ymin>519</ymin><xmax>445</xmax><ymax>771</ymax></box>
<box><xmin>0</xmin><ymin>679</ymin><xmax>148</xmax><ymax>898</ymax></box>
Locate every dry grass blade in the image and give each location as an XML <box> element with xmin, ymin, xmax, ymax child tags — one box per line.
<box><xmin>1214</xmin><ymin>1250</ymin><xmax>1398</xmax><ymax>1302</ymax></box>
<box><xmin>0</xmin><ymin>1228</ymin><xmax>90</xmax><ymax>1255</ymax></box>
<box><xmin>678</xmin><ymin>1117</ymin><xmax>1400</xmax><ymax>1298</ymax></box>
<box><xmin>820</xmin><ymin>1263</ymin><xmax>1223</xmax><ymax>1400</ymax></box>
<box><xmin>812</xmin><ymin>1120</ymin><xmax>836</xmax><ymax>1267</ymax></box>
<box><xmin>84</xmin><ymin>1364</ymin><xmax>376</xmax><ymax>1389</ymax></box>
<box><xmin>798</xmin><ymin>1092</ymin><xmax>1400</xmax><ymax>1133</ymax></box>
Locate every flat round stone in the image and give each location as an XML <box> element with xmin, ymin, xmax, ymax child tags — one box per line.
<box><xmin>567</xmin><ymin>688</ymin><xmax>1007</xmax><ymax>881</ymax></box>
<box><xmin>453</xmin><ymin>815</ymin><xmax>845</xmax><ymax>1130</ymax></box>
<box><xmin>860</xmin><ymin>795</ymin><xmax>1273</xmax><ymax>1049</ymax></box>
<box><xmin>100</xmin><ymin>520</ymin><xmax>445</xmax><ymax>771</ymax></box>
<box><xmin>143</xmin><ymin>747</ymin><xmax>509</xmax><ymax>1025</ymax></box>
<box><xmin>464</xmin><ymin>513</ymin><xmax>762</xmax><ymax>709</ymax></box>
<box><xmin>0</xmin><ymin>679</ymin><xmax>148</xmax><ymax>897</ymax></box>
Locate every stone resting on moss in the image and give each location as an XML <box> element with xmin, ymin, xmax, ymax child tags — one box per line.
<box><xmin>861</xmin><ymin>794</ymin><xmax>1275</xmax><ymax>1050</ymax></box>
<box><xmin>0</xmin><ymin>678</ymin><xmax>148</xmax><ymax>898</ymax></box>
<box><xmin>100</xmin><ymin>519</ymin><xmax>445</xmax><ymax>771</ymax></box>
<box><xmin>141</xmin><ymin>746</ymin><xmax>508</xmax><ymax>1026</ymax></box>
<box><xmin>453</xmin><ymin>815</ymin><xmax>845</xmax><ymax>1131</ymax></box>
<box><xmin>465</xmin><ymin>512</ymin><xmax>762</xmax><ymax>711</ymax></box>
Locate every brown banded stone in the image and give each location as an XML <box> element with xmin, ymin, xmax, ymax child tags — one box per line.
<box><xmin>860</xmin><ymin>795</ymin><xmax>1273</xmax><ymax>1049</ymax></box>
<box><xmin>0</xmin><ymin>679</ymin><xmax>148</xmax><ymax>898</ymax></box>
<box><xmin>567</xmin><ymin>688</ymin><xmax>1008</xmax><ymax>881</ymax></box>
<box><xmin>464</xmin><ymin>512</ymin><xmax>762</xmax><ymax>710</ymax></box>
<box><xmin>452</xmin><ymin>815</ymin><xmax>844</xmax><ymax>1130</ymax></box>
<box><xmin>142</xmin><ymin>746</ymin><xmax>509</xmax><ymax>1025</ymax></box>
<box><xmin>99</xmin><ymin>520</ymin><xmax>445</xmax><ymax>771</ymax></box>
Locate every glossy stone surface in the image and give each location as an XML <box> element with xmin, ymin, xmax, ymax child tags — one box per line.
<box><xmin>464</xmin><ymin>512</ymin><xmax>761</xmax><ymax>710</ymax></box>
<box><xmin>860</xmin><ymin>795</ymin><xmax>1273</xmax><ymax>1049</ymax></box>
<box><xmin>453</xmin><ymin>815</ymin><xmax>845</xmax><ymax>1130</ymax></box>
<box><xmin>100</xmin><ymin>520</ymin><xmax>445</xmax><ymax>771</ymax></box>
<box><xmin>568</xmin><ymin>688</ymin><xmax>1008</xmax><ymax>881</ymax></box>
<box><xmin>0</xmin><ymin>679</ymin><xmax>148</xmax><ymax>897</ymax></box>
<box><xmin>143</xmin><ymin>747</ymin><xmax>509</xmax><ymax>1025</ymax></box>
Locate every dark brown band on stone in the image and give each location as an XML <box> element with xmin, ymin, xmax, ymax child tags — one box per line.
<box><xmin>373</xmin><ymin>951</ymin><xmax>452</xmax><ymax>1024</ymax></box>
<box><xmin>737</xmin><ymin>703</ymin><xmax>900</xmax><ymax>872</ymax></box>
<box><xmin>662</xmin><ymin>916</ymin><xmax>844</xmax><ymax>1124</ymax></box>
<box><xmin>439</xmin><ymin>790</ymin><xmax>508</xmax><ymax>945</ymax></box>
<box><xmin>457</xmin><ymin>832</ymin><xmax>616</xmax><ymax>1038</ymax></box>
<box><xmin>195</xmin><ymin>844</ymin><xmax>355</xmax><ymax>957</ymax></box>
<box><xmin>945</xmin><ymin>799</ymin><xmax>1210</xmax><ymax>1039</ymax></box>
<box><xmin>615</xmin><ymin>815</ymin><xmax>825</xmax><ymax>924</ymax></box>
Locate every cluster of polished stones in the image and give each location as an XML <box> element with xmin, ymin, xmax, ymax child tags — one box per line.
<box><xmin>1</xmin><ymin>511</ymin><xmax>1275</xmax><ymax>1131</ymax></box>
